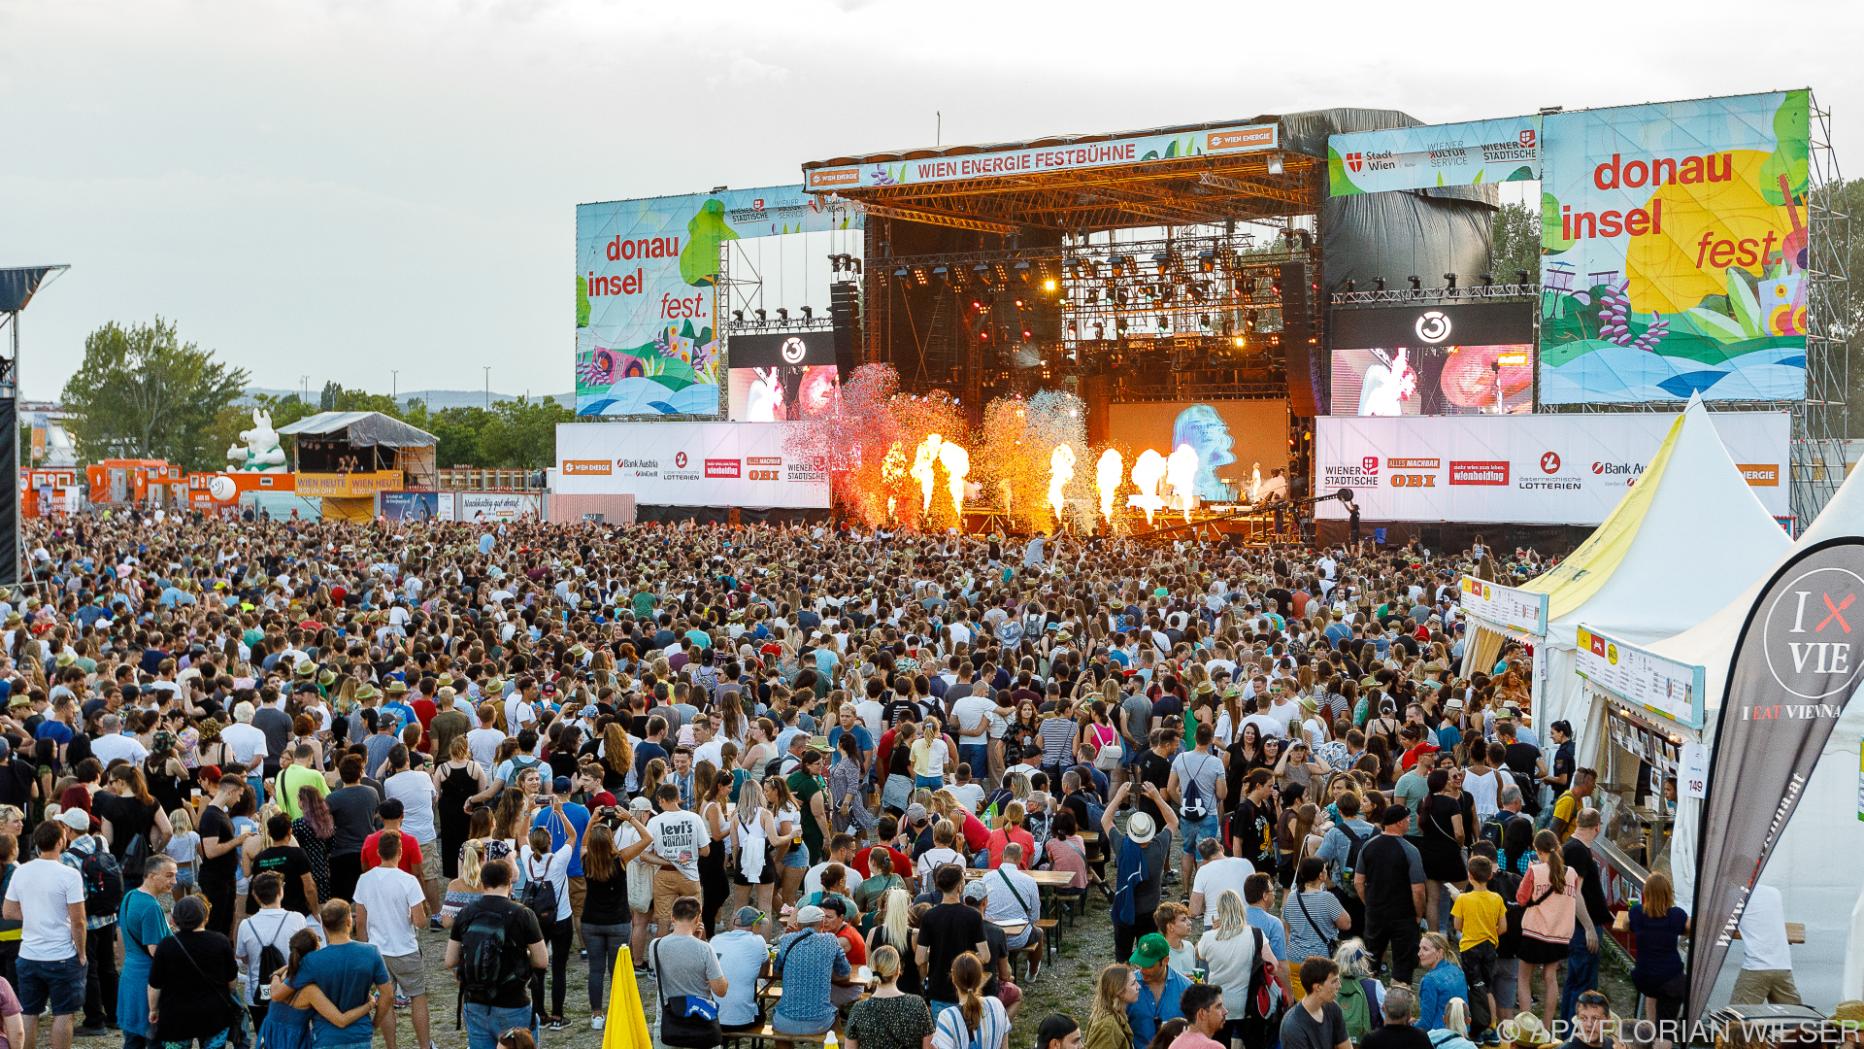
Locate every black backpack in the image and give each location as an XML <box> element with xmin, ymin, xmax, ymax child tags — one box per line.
<box><xmin>518</xmin><ymin>856</ymin><xmax>559</xmax><ymax>927</ymax></box>
<box><xmin>459</xmin><ymin>907</ymin><xmax>525</xmax><ymax>1003</ymax></box>
<box><xmin>251</xmin><ymin>912</ymin><xmax>293</xmax><ymax>1005</ymax></box>
<box><xmin>121</xmin><ymin>833</ymin><xmax>151</xmax><ymax>890</ymax></box>
<box><xmin>1337</xmin><ymin>822</ymin><xmax>1370</xmax><ymax>882</ymax></box>
<box><xmin>65</xmin><ymin>836</ymin><xmax>124</xmax><ymax>917</ymax></box>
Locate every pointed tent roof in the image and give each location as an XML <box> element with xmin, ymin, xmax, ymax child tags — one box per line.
<box><xmin>1523</xmin><ymin>397</ymin><xmax>1790</xmax><ymax>646</ymax></box>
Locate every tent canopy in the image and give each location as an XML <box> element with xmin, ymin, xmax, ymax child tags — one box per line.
<box><xmin>277</xmin><ymin>411</ymin><xmax>436</xmax><ymax>449</ymax></box>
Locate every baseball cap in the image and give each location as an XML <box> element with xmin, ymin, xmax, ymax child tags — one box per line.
<box><xmin>1380</xmin><ymin>804</ymin><xmax>1412</xmax><ymax>827</ymax></box>
<box><xmin>962</xmin><ymin>880</ymin><xmax>990</xmax><ymax>903</ymax></box>
<box><xmin>733</xmin><ymin>906</ymin><xmax>761</xmax><ymax>928</ymax></box>
<box><xmin>1129</xmin><ymin>932</ymin><xmax>1171</xmax><ymax>968</ymax></box>
<box><xmin>905</xmin><ymin>803</ymin><xmax>928</xmax><ymax>825</ymax></box>
<box><xmin>795</xmin><ymin>905</ymin><xmax>825</xmax><ymax>925</ymax></box>
<box><xmin>57</xmin><ymin>808</ymin><xmax>91</xmax><ymax>831</ymax></box>
<box><xmin>592</xmin><ymin>792</ymin><xmax>618</xmax><ymax>808</ymax></box>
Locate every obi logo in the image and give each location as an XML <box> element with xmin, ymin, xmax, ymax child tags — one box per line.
<box><xmin>675</xmin><ymin>452</ymin><xmax>689</xmax><ymax>469</ymax></box>
<box><xmin>1345</xmin><ymin>152</ymin><xmax>1365</xmax><ymax>173</ymax></box>
<box><xmin>1540</xmin><ymin>451</ymin><xmax>1562</xmax><ymax>474</ymax></box>
<box><xmin>781</xmin><ymin>337</ymin><xmax>808</xmax><ymax>364</ymax></box>
<box><xmin>1518</xmin><ymin>129</ymin><xmax>1537</xmax><ymax>148</ymax></box>
<box><xmin>1388</xmin><ymin>473</ymin><xmax>1436</xmax><ymax>488</ymax></box>
<box><xmin>1361</xmin><ymin>456</ymin><xmax>1379</xmax><ymax>474</ymax></box>
<box><xmin>1414</xmin><ymin>310</ymin><xmax>1452</xmax><ymax>344</ymax></box>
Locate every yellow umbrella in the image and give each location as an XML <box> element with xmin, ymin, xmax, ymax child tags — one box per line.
<box><xmin>603</xmin><ymin>945</ymin><xmax>652</xmax><ymax>1049</ymax></box>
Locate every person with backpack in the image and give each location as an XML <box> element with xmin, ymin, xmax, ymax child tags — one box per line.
<box><xmin>1167</xmin><ymin>723</ymin><xmax>1226</xmax><ymax>888</ymax></box>
<box><xmin>117</xmin><ymin>854</ymin><xmax>177</xmax><ymax>1049</ymax></box>
<box><xmin>446</xmin><ymin>858</ymin><xmax>547</xmax><ymax>1049</ymax></box>
<box><xmin>1331</xmin><ymin>940</ymin><xmax>1390</xmax><ymax>1045</ymax></box>
<box><xmin>1314</xmin><ymin>790</ymin><xmax>1374</xmax><ymax>935</ymax></box>
<box><xmin>59</xmin><ymin>806</ymin><xmax>121</xmax><ymax>1036</ymax></box>
<box><xmin>515</xmin><ymin>801</ymin><xmax>575</xmax><ymax>1031</ymax></box>
<box><xmin>237</xmin><ymin>870</ymin><xmax>313</xmax><ymax>1032</ymax></box>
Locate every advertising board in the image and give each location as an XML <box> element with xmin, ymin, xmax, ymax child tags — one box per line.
<box><xmin>1327</xmin><ymin>115</ymin><xmax>1541</xmax><ymax>196</ymax></box>
<box><xmin>1313</xmin><ymin>412</ymin><xmax>1789</xmax><ymax>525</ymax></box>
<box><xmin>1574</xmin><ymin>624</ymin><xmax>1705</xmax><ymax>728</ymax></box>
<box><xmin>1539</xmin><ymin>91</ymin><xmax>1810</xmax><ymax>403</ymax></box>
<box><xmin>554</xmin><ymin>421</ymin><xmax>829</xmax><ymax>509</ymax></box>
<box><xmin>1459</xmin><ymin>575</ymin><xmax>1549</xmax><ymax>637</ymax></box>
<box><xmin>380</xmin><ymin>492</ymin><xmax>441</xmax><ymax>522</ymax></box>
<box><xmin>575</xmin><ymin>186</ymin><xmax>860</xmax><ymax>418</ymax></box>
<box><xmin>457</xmin><ymin>492</ymin><xmax>542</xmax><ymax>521</ymax></box>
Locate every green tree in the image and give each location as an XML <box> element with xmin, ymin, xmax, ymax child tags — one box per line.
<box><xmin>475</xmin><ymin>398</ymin><xmax>570</xmax><ymax>468</ymax></box>
<box><xmin>1489</xmin><ymin>201</ymin><xmax>1540</xmax><ymax>284</ymax></box>
<box><xmin>62</xmin><ymin>318</ymin><xmax>250</xmax><ymax>469</ymax></box>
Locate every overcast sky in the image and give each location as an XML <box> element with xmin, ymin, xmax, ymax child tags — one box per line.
<box><xmin>2</xmin><ymin>0</ymin><xmax>1852</xmax><ymax>400</ymax></box>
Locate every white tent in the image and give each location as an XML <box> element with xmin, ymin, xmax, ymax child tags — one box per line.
<box><xmin>1638</xmin><ymin>464</ymin><xmax>1864</xmax><ymax>1009</ymax></box>
<box><xmin>1515</xmin><ymin>399</ymin><xmax>1792</xmax><ymax>741</ymax></box>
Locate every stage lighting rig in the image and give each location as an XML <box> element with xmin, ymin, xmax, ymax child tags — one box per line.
<box><xmin>1443</xmin><ymin>272</ymin><xmax>1458</xmax><ymax>290</ymax></box>
<box><xmin>1407</xmin><ymin>275</ymin><xmax>1422</xmax><ymax>291</ymax></box>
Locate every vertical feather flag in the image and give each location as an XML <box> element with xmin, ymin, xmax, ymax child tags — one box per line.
<box><xmin>603</xmin><ymin>945</ymin><xmax>653</xmax><ymax>1049</ymax></box>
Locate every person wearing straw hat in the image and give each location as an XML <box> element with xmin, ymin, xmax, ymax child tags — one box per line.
<box><xmin>1104</xmin><ymin>780</ymin><xmax>1178</xmax><ymax>964</ymax></box>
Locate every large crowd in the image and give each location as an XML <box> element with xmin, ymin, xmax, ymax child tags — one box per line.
<box><xmin>0</xmin><ymin>509</ymin><xmax>1685</xmax><ymax>1049</ymax></box>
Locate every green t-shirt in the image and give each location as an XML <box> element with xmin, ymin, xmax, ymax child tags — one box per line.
<box><xmin>787</xmin><ymin>769</ymin><xmax>827</xmax><ymax>860</ymax></box>
<box><xmin>632</xmin><ymin>591</ymin><xmax>656</xmax><ymax>618</ymax></box>
<box><xmin>276</xmin><ymin>764</ymin><xmax>330</xmax><ymax>820</ymax></box>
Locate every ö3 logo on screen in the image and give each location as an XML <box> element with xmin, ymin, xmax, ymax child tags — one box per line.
<box><xmin>780</xmin><ymin>337</ymin><xmax>809</xmax><ymax>365</ymax></box>
<box><xmin>1413</xmin><ymin>311</ymin><xmax>1453</xmax><ymax>344</ymax></box>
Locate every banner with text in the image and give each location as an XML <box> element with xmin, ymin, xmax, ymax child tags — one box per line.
<box><xmin>555</xmin><ymin>421</ymin><xmax>829</xmax><ymax>508</ymax></box>
<box><xmin>1689</xmin><ymin>539</ymin><xmax>1864</xmax><ymax>1019</ymax></box>
<box><xmin>1327</xmin><ymin>115</ymin><xmax>1540</xmax><ymax>196</ymax></box>
<box><xmin>1539</xmin><ymin>91</ymin><xmax>1811</xmax><ymax>404</ymax></box>
<box><xmin>457</xmin><ymin>492</ymin><xmax>542</xmax><ymax>521</ymax></box>
<box><xmin>1459</xmin><ymin>575</ymin><xmax>1550</xmax><ymax>637</ymax></box>
<box><xmin>1314</xmin><ymin>412</ymin><xmax>1789</xmax><ymax>525</ymax></box>
<box><xmin>804</xmin><ymin>123</ymin><xmax>1279</xmax><ymax>191</ymax></box>
<box><xmin>1574</xmin><ymin>625</ymin><xmax>1706</xmax><ymax>728</ymax></box>
<box><xmin>576</xmin><ymin>186</ymin><xmax>861</xmax><ymax>418</ymax></box>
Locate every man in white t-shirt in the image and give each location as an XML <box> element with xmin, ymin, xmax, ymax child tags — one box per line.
<box><xmin>4</xmin><ymin>817</ymin><xmax>88</xmax><ymax>1049</ymax></box>
<box><xmin>643</xmin><ymin>783</ymin><xmax>710</xmax><ymax>937</ymax></box>
<box><xmin>504</xmin><ymin>677</ymin><xmax>541</xmax><ymax>734</ymax></box>
<box><xmin>354</xmin><ymin>831</ymin><xmax>433</xmax><ymax>1049</ymax></box>
<box><xmin>89</xmin><ymin>714</ymin><xmax>151</xmax><ymax>768</ymax></box>
<box><xmin>949</xmin><ymin>686</ymin><xmax>998</xmax><ymax>785</ymax></box>
<box><xmin>465</xmin><ymin>701</ymin><xmax>505</xmax><ymax>776</ymax></box>
<box><xmin>1188</xmin><ymin>838</ymin><xmax>1256</xmax><ymax>927</ymax></box>
<box><xmin>1732</xmin><ymin>884</ymin><xmax>1799</xmax><ymax>1005</ymax></box>
<box><xmin>238</xmin><ymin>870</ymin><xmax>317</xmax><ymax>1015</ymax></box>
<box><xmin>382</xmin><ymin>745</ymin><xmax>442</xmax><ymax>915</ymax></box>
<box><xmin>222</xmin><ymin>701</ymin><xmax>271</xmax><ymax>769</ymax></box>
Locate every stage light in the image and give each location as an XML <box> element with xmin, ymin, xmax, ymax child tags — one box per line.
<box><xmin>777</xmin><ymin>307</ymin><xmax>789</xmax><ymax>321</ymax></box>
<box><xmin>1479</xmin><ymin>273</ymin><xmax>1494</xmax><ymax>287</ymax></box>
<box><xmin>1153</xmin><ymin>252</ymin><xmax>1171</xmax><ymax>275</ymax></box>
<box><xmin>912</xmin><ymin>267</ymin><xmax>929</xmax><ymax>286</ymax></box>
<box><xmin>892</xmin><ymin>266</ymin><xmax>909</xmax><ymax>280</ymax></box>
<box><xmin>1110</xmin><ymin>257</ymin><xmax>1125</xmax><ymax>277</ymax></box>
<box><xmin>979</xmin><ymin>330</ymin><xmax>990</xmax><ymax>341</ymax></box>
<box><xmin>932</xmin><ymin>264</ymin><xmax>950</xmax><ymax>285</ymax></box>
<box><xmin>732</xmin><ymin>310</ymin><xmax>745</xmax><ymax>324</ymax></box>
<box><xmin>1013</xmin><ymin>299</ymin><xmax>1025</xmax><ymax>310</ymax></box>
<box><xmin>1267</xmin><ymin>153</ymin><xmax>1284</xmax><ymax>175</ymax></box>
<box><xmin>1407</xmin><ymin>275</ymin><xmax>1422</xmax><ymax>291</ymax></box>
<box><xmin>973</xmin><ymin>263</ymin><xmax>993</xmax><ymax>285</ymax></box>
<box><xmin>1013</xmin><ymin>261</ymin><xmax>1033</xmax><ymax>284</ymax></box>
<box><xmin>1021</xmin><ymin>328</ymin><xmax>1033</xmax><ymax>341</ymax></box>
<box><xmin>1199</xmin><ymin>252</ymin><xmax>1216</xmax><ymax>273</ymax></box>
<box><xmin>755</xmin><ymin>309</ymin><xmax>767</xmax><ymax>323</ymax></box>
<box><xmin>1042</xmin><ymin>278</ymin><xmax>1058</xmax><ymax>293</ymax></box>
<box><xmin>970</xmin><ymin>299</ymin><xmax>983</xmax><ymax>311</ymax></box>
<box><xmin>1232</xmin><ymin>335</ymin><xmax>1246</xmax><ymax>349</ymax></box>
<box><xmin>1374</xmin><ymin>277</ymin><xmax>1386</xmax><ymax>291</ymax></box>
<box><xmin>801</xmin><ymin>306</ymin><xmax>813</xmax><ymax>320</ymax></box>
<box><xmin>1443</xmin><ymin>272</ymin><xmax>1458</xmax><ymax>289</ymax></box>
<box><xmin>1189</xmin><ymin>282</ymin><xmax>1207</xmax><ymax>302</ymax></box>
<box><xmin>1066</xmin><ymin>258</ymin><xmax>1082</xmax><ymax>279</ymax></box>
<box><xmin>1115</xmin><ymin>317</ymin><xmax>1128</xmax><ymax>331</ymax></box>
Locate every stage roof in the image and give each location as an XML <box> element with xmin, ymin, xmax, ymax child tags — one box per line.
<box><xmin>802</xmin><ymin>115</ymin><xmax>1324</xmax><ymax>233</ymax></box>
<box><xmin>278</xmin><ymin>411</ymin><xmax>437</xmax><ymax>448</ymax></box>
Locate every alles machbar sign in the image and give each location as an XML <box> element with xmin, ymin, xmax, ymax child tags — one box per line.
<box><xmin>804</xmin><ymin>123</ymin><xmax>1279</xmax><ymax>191</ymax></box>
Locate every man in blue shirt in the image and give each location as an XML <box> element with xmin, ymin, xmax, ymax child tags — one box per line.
<box><xmin>1245</xmin><ymin>873</ymin><xmax>1295</xmax><ymax>994</ymax></box>
<box><xmin>532</xmin><ymin>792</ymin><xmax>590</xmax><ymax>922</ymax></box>
<box><xmin>288</xmin><ymin>900</ymin><xmax>391</xmax><ymax>1048</ymax></box>
<box><xmin>1127</xmin><ymin>934</ymin><xmax>1189</xmax><ymax>1048</ymax></box>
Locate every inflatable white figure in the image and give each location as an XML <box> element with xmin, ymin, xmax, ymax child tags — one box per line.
<box><xmin>1357</xmin><ymin>347</ymin><xmax>1417</xmax><ymax>417</ymax></box>
<box><xmin>227</xmin><ymin>408</ymin><xmax>288</xmax><ymax>473</ymax></box>
<box><xmin>1127</xmin><ymin>449</ymin><xmax>1168</xmax><ymax>526</ymax></box>
<box><xmin>938</xmin><ymin>441</ymin><xmax>970</xmax><ymax>522</ymax></box>
<box><xmin>1096</xmin><ymin>449</ymin><xmax>1124</xmax><ymax>526</ymax></box>
<box><xmin>1166</xmin><ymin>443</ymin><xmax>1199</xmax><ymax>522</ymax></box>
<box><xmin>207</xmin><ymin>475</ymin><xmax>238</xmax><ymax>502</ymax></box>
<box><xmin>911</xmin><ymin>435</ymin><xmax>943</xmax><ymax>515</ymax></box>
<box><xmin>1048</xmin><ymin>444</ymin><xmax>1076</xmax><ymax>526</ymax></box>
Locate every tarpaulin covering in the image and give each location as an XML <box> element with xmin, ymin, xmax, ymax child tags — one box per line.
<box><xmin>277</xmin><ymin>411</ymin><xmax>437</xmax><ymax>449</ymax></box>
<box><xmin>0</xmin><ymin>267</ymin><xmax>63</xmax><ymax>314</ymax></box>
<box><xmin>1278</xmin><ymin>109</ymin><xmax>1500</xmax><ymax>296</ymax></box>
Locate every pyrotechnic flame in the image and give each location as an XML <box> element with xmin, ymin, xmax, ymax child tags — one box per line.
<box><xmin>999</xmin><ymin>478</ymin><xmax>1014</xmax><ymax>517</ymax></box>
<box><xmin>1048</xmin><ymin>444</ymin><xmax>1076</xmax><ymax>526</ymax></box>
<box><xmin>911</xmin><ymin>435</ymin><xmax>943</xmax><ymax>514</ymax></box>
<box><xmin>1127</xmin><ymin>449</ymin><xmax>1168</xmax><ymax>526</ymax></box>
<box><xmin>1095</xmin><ymin>449</ymin><xmax>1124</xmax><ymax>525</ymax></box>
<box><xmin>938</xmin><ymin>440</ymin><xmax>970</xmax><ymax>522</ymax></box>
<box><xmin>1167</xmin><ymin>443</ymin><xmax>1199</xmax><ymax>523</ymax></box>
<box><xmin>881</xmin><ymin>441</ymin><xmax>907</xmax><ymax>521</ymax></box>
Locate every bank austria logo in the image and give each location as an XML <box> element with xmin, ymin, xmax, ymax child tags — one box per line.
<box><xmin>1414</xmin><ymin>311</ymin><xmax>1452</xmax><ymax>344</ymax></box>
<box><xmin>1590</xmin><ymin>460</ymin><xmax>1644</xmax><ymax>477</ymax></box>
<box><xmin>1756</xmin><ymin>562</ymin><xmax>1864</xmax><ymax>708</ymax></box>
<box><xmin>780</xmin><ymin>337</ymin><xmax>809</xmax><ymax>365</ymax></box>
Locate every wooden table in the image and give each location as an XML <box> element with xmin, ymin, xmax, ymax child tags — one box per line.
<box><xmin>991</xmin><ymin>920</ymin><xmax>1030</xmax><ymax>938</ymax></box>
<box><xmin>964</xmin><ymin>867</ymin><xmax>1079</xmax><ymax>890</ymax></box>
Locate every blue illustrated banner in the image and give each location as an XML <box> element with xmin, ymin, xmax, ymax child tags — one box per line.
<box><xmin>380</xmin><ymin>491</ymin><xmax>440</xmax><ymax>522</ymax></box>
<box><xmin>1328</xmin><ymin>116</ymin><xmax>1540</xmax><ymax>196</ymax></box>
<box><xmin>575</xmin><ymin>186</ymin><xmax>861</xmax><ymax>418</ymax></box>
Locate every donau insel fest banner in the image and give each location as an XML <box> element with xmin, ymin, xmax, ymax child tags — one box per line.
<box><xmin>1688</xmin><ymin>538</ymin><xmax>1864</xmax><ymax>1019</ymax></box>
<box><xmin>1539</xmin><ymin>90</ymin><xmax>1811</xmax><ymax>405</ymax></box>
<box><xmin>575</xmin><ymin>186</ymin><xmax>861</xmax><ymax>417</ymax></box>
<box><xmin>1326</xmin><ymin>115</ymin><xmax>1541</xmax><ymax>196</ymax></box>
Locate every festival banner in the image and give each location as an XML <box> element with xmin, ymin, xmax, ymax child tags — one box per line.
<box><xmin>1460</xmin><ymin>575</ymin><xmax>1550</xmax><ymax>637</ymax></box>
<box><xmin>379</xmin><ymin>491</ymin><xmax>441</xmax><ymax>522</ymax></box>
<box><xmin>803</xmin><ymin>123</ymin><xmax>1279</xmax><ymax>191</ymax></box>
<box><xmin>457</xmin><ymin>492</ymin><xmax>541</xmax><ymax>521</ymax></box>
<box><xmin>1689</xmin><ymin>538</ymin><xmax>1864</xmax><ymax>1019</ymax></box>
<box><xmin>555</xmin><ymin>421</ymin><xmax>829</xmax><ymax>509</ymax></box>
<box><xmin>1539</xmin><ymin>91</ymin><xmax>1811</xmax><ymax>404</ymax></box>
<box><xmin>297</xmin><ymin>471</ymin><xmax>401</xmax><ymax>498</ymax></box>
<box><xmin>1574</xmin><ymin>625</ymin><xmax>1706</xmax><ymax>728</ymax></box>
<box><xmin>575</xmin><ymin>186</ymin><xmax>861</xmax><ymax>418</ymax></box>
<box><xmin>1312</xmin><ymin>412</ymin><xmax>1790</xmax><ymax>525</ymax></box>
<box><xmin>1327</xmin><ymin>116</ymin><xmax>1540</xmax><ymax>196</ymax></box>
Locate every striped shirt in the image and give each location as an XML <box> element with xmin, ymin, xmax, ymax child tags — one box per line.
<box><xmin>933</xmin><ymin>997</ymin><xmax>1009</xmax><ymax>1049</ymax></box>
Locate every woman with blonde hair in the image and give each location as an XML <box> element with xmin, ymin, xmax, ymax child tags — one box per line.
<box><xmin>441</xmin><ymin>838</ymin><xmax>487</xmax><ymax>927</ymax></box>
<box><xmin>844</xmin><ymin>944</ymin><xmax>932</xmax><ymax>1049</ymax></box>
<box><xmin>1083</xmin><ymin>963</ymin><xmax>1138</xmax><ymax>1049</ymax></box>
<box><xmin>727</xmin><ymin>770</ymin><xmax>778</xmax><ymax>924</ymax></box>
<box><xmin>1428</xmin><ymin>999</ymin><xmax>1479</xmax><ymax>1049</ymax></box>
<box><xmin>910</xmin><ymin>716</ymin><xmax>955</xmax><ymax>791</ymax></box>
<box><xmin>1515</xmin><ymin>828</ymin><xmax>1596</xmax><ymax>1021</ymax></box>
<box><xmin>1416</xmin><ymin>931</ymin><xmax>1469</xmax><ymax>1030</ymax></box>
<box><xmin>864</xmin><ymin>888</ymin><xmax>923</xmax><ymax>997</ymax></box>
<box><xmin>932</xmin><ymin>951</ymin><xmax>1006</xmax><ymax>1049</ymax></box>
<box><xmin>1197</xmin><ymin>890</ymin><xmax>1270</xmax><ymax>1048</ymax></box>
<box><xmin>1332</xmin><ymin>939</ymin><xmax>1388</xmax><ymax>1043</ymax></box>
